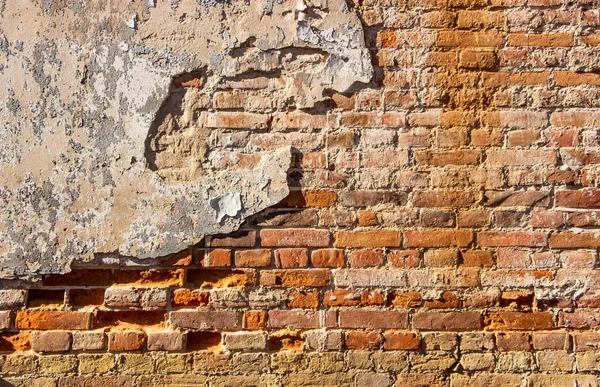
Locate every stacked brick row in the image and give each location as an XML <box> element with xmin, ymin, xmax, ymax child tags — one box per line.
<box><xmin>3</xmin><ymin>0</ymin><xmax>600</xmax><ymax>384</ymax></box>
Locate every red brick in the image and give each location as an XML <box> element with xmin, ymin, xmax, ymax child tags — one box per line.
<box><xmin>339</xmin><ymin>190</ymin><xmax>408</xmax><ymax>207</ymax></box>
<box><xmin>484</xmin><ymin>190</ymin><xmax>550</xmax><ymax>207</ymax></box>
<box><xmin>478</xmin><ymin>231</ymin><xmax>547</xmax><ymax>247</ymax></box>
<box><xmin>311</xmin><ymin>249</ymin><xmax>345</xmax><ymax>268</ymax></box>
<box><xmin>260</xmin><ymin>229</ymin><xmax>330</xmax><ymax>247</ymax></box>
<box><xmin>549</xmin><ymin>232</ymin><xmax>600</xmax><ymax>248</ymax></box>
<box><xmin>404</xmin><ymin>230</ymin><xmax>473</xmax><ymax>247</ymax></box>
<box><xmin>413</xmin><ymin>190</ymin><xmax>479</xmax><ymax>208</ymax></box>
<box><xmin>0</xmin><ymin>290</ymin><xmax>27</xmax><ymax>309</ymax></box>
<box><xmin>551</xmin><ymin>111</ymin><xmax>600</xmax><ymax>128</ymax></box>
<box><xmin>234</xmin><ymin>249</ymin><xmax>272</xmax><ymax>267</ymax></box>
<box><xmin>496</xmin><ymin>332</ymin><xmax>531</xmax><ymax>351</ymax></box>
<box><xmin>556</xmin><ymin>190</ymin><xmax>600</xmax><ymax>208</ymax></box>
<box><xmin>0</xmin><ymin>311</ymin><xmax>11</xmax><ymax>331</ymax></box>
<box><xmin>559</xmin><ymin>311</ymin><xmax>600</xmax><ymax>329</ymax></box>
<box><xmin>573</xmin><ymin>332</ymin><xmax>600</xmax><ymax>351</ymax></box>
<box><xmin>31</xmin><ymin>331</ymin><xmax>71</xmax><ymax>353</ymax></box>
<box><xmin>424</xmin><ymin>291</ymin><xmax>459</xmax><ymax>309</ymax></box>
<box><xmin>506</xmin><ymin>130</ymin><xmax>541</xmax><ymax>146</ymax></box>
<box><xmin>560</xmin><ymin>250</ymin><xmax>597</xmax><ymax>268</ymax></box>
<box><xmin>147</xmin><ymin>331</ymin><xmax>186</xmax><ymax>351</ymax></box>
<box><xmin>333</xmin><ymin>230</ymin><xmax>401</xmax><ymax>248</ymax></box>
<box><xmin>108</xmin><ymin>331</ymin><xmax>145</xmax><ymax>352</ymax></box>
<box><xmin>567</xmin><ymin>211</ymin><xmax>600</xmax><ymax>227</ymax></box>
<box><xmin>169</xmin><ymin>311</ymin><xmax>240</xmax><ymax>330</ymax></box>
<box><xmin>412</xmin><ymin>312</ymin><xmax>482</xmax><ymax>331</ymax></box>
<box><xmin>324</xmin><ymin>289</ymin><xmax>361</xmax><ymax>307</ymax></box>
<box><xmin>362</xmin><ymin>290</ymin><xmax>386</xmax><ymax>306</ymax></box>
<box><xmin>72</xmin><ymin>332</ymin><xmax>106</xmax><ymax>351</ymax></box>
<box><xmin>345</xmin><ymin>331</ymin><xmax>382</xmax><ymax>349</ymax></box>
<box><xmin>357</xmin><ymin>210</ymin><xmax>379</xmax><ymax>227</ymax></box>
<box><xmin>15</xmin><ymin>311</ymin><xmax>92</xmax><ymax>330</ymax></box>
<box><xmin>348</xmin><ymin>250</ymin><xmax>385</xmax><ymax>268</ymax></box>
<box><xmin>462</xmin><ymin>250</ymin><xmax>493</xmax><ymax>267</ymax></box>
<box><xmin>274</xmin><ymin>249</ymin><xmax>309</xmax><ymax>268</ymax></box>
<box><xmin>267</xmin><ymin>309</ymin><xmax>319</xmax><ymax>329</ymax></box>
<box><xmin>204</xmin><ymin>249</ymin><xmax>232</xmax><ymax>267</ymax></box>
<box><xmin>383</xmin><ymin>331</ymin><xmax>420</xmax><ymax>350</ymax></box>
<box><xmin>388</xmin><ymin>250</ymin><xmax>421</xmax><ymax>267</ymax></box>
<box><xmin>94</xmin><ymin>311</ymin><xmax>165</xmax><ymax>331</ymax></box>
<box><xmin>496</xmin><ymin>250</ymin><xmax>530</xmax><ymax>268</ymax></box>
<box><xmin>209</xmin><ymin>231</ymin><xmax>257</xmax><ymax>247</ymax></box>
<box><xmin>485</xmin><ymin>312</ymin><xmax>554</xmax><ymax>330</ymax></box>
<box><xmin>533</xmin><ymin>332</ymin><xmax>569</xmax><ymax>350</ymax></box>
<box><xmin>104</xmin><ymin>287</ymin><xmax>141</xmax><ymax>308</ymax></box>
<box><xmin>530</xmin><ymin>211</ymin><xmax>563</xmax><ymax>228</ymax></box>
<box><xmin>339</xmin><ymin>310</ymin><xmax>408</xmax><ymax>329</ymax></box>
<box><xmin>424</xmin><ymin>249</ymin><xmax>459</xmax><ymax>267</ymax></box>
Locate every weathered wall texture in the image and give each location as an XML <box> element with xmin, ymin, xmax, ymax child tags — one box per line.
<box><xmin>0</xmin><ymin>0</ymin><xmax>371</xmax><ymax>279</ymax></box>
<box><xmin>2</xmin><ymin>0</ymin><xmax>600</xmax><ymax>385</ymax></box>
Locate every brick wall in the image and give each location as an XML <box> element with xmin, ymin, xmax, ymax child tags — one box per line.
<box><xmin>2</xmin><ymin>0</ymin><xmax>600</xmax><ymax>385</ymax></box>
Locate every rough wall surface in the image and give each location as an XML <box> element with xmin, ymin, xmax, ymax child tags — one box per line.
<box><xmin>1</xmin><ymin>0</ymin><xmax>600</xmax><ymax>385</ymax></box>
<box><xmin>0</xmin><ymin>0</ymin><xmax>371</xmax><ymax>278</ymax></box>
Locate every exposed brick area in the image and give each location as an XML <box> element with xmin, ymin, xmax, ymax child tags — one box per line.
<box><xmin>2</xmin><ymin>0</ymin><xmax>600</xmax><ymax>384</ymax></box>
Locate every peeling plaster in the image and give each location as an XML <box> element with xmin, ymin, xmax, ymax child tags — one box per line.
<box><xmin>0</xmin><ymin>0</ymin><xmax>373</xmax><ymax>279</ymax></box>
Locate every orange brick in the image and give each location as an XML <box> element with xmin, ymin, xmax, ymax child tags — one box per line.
<box><xmin>311</xmin><ymin>249</ymin><xmax>345</xmax><ymax>268</ymax></box>
<box><xmin>16</xmin><ymin>311</ymin><xmax>92</xmax><ymax>330</ymax></box>
<box><xmin>287</xmin><ymin>291</ymin><xmax>319</xmax><ymax>309</ymax></box>
<box><xmin>485</xmin><ymin>312</ymin><xmax>554</xmax><ymax>330</ymax></box>
<box><xmin>507</xmin><ymin>32</ymin><xmax>574</xmax><ymax>47</ymax></box>
<box><xmin>234</xmin><ymin>249</ymin><xmax>272</xmax><ymax>267</ymax></box>
<box><xmin>260</xmin><ymin>270</ymin><xmax>330</xmax><ymax>287</ymax></box>
<box><xmin>324</xmin><ymin>289</ymin><xmax>360</xmax><ymax>307</ymax></box>
<box><xmin>274</xmin><ymin>249</ymin><xmax>309</xmax><ymax>268</ymax></box>
<box><xmin>244</xmin><ymin>310</ymin><xmax>266</xmax><ymax>330</ymax></box>
<box><xmin>202</xmin><ymin>249</ymin><xmax>232</xmax><ymax>267</ymax></box>
<box><xmin>261</xmin><ymin>229</ymin><xmax>330</xmax><ymax>247</ymax></box>
<box><xmin>334</xmin><ymin>230</ymin><xmax>401</xmax><ymax>248</ymax></box>
<box><xmin>390</xmin><ymin>291</ymin><xmax>423</xmax><ymax>308</ymax></box>
<box><xmin>383</xmin><ymin>331</ymin><xmax>420</xmax><ymax>350</ymax></box>
<box><xmin>280</xmin><ymin>190</ymin><xmax>338</xmax><ymax>208</ymax></box>
<box><xmin>437</xmin><ymin>31</ymin><xmax>503</xmax><ymax>47</ymax></box>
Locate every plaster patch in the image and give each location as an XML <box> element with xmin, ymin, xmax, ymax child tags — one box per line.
<box><xmin>0</xmin><ymin>0</ymin><xmax>372</xmax><ymax>279</ymax></box>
